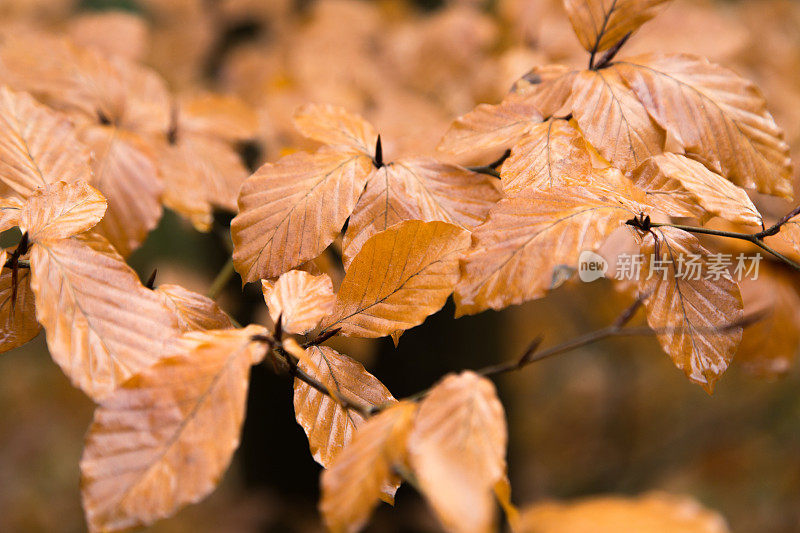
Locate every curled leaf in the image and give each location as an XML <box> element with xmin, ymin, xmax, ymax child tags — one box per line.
<box><xmin>261</xmin><ymin>270</ymin><xmax>335</xmax><ymax>335</ymax></box>
<box><xmin>20</xmin><ymin>180</ymin><xmax>107</xmax><ymax>242</ymax></box>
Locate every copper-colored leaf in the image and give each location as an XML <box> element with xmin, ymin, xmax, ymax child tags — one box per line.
<box><xmin>80</xmin><ymin>325</ymin><xmax>268</xmax><ymax>532</ymax></box>
<box><xmin>342</xmin><ymin>160</ymin><xmax>500</xmax><ymax>265</ymax></box>
<box><xmin>500</xmin><ymin>119</ymin><xmax>593</xmax><ymax>195</ymax></box>
<box><xmin>766</xmin><ymin>217</ymin><xmax>800</xmax><ymax>261</ymax></box>
<box><xmin>455</xmin><ymin>184</ymin><xmax>647</xmax><ymax>316</ymax></box>
<box><xmin>155</xmin><ymin>284</ymin><xmax>233</xmax><ymax>332</ymax></box>
<box><xmin>261</xmin><ymin>270</ymin><xmax>334</xmax><ymax>335</ymax></box>
<box><xmin>320</xmin><ymin>220</ymin><xmax>470</xmax><ymax>338</ymax></box>
<box><xmin>293</xmin><ymin>103</ymin><xmax>378</xmax><ymax>154</ymax></box>
<box><xmin>571</xmin><ymin>67</ymin><xmax>665</xmax><ymax>174</ymax></box>
<box><xmin>294</xmin><ymin>345</ymin><xmax>395</xmax><ymax>468</ymax></box>
<box><xmin>80</xmin><ymin>126</ymin><xmax>163</xmax><ymax>257</ymax></box>
<box><xmin>516</xmin><ymin>492</ymin><xmax>730</xmax><ymax>533</ymax></box>
<box><xmin>563</xmin><ymin>0</ymin><xmax>671</xmax><ymax>54</ymax></box>
<box><xmin>408</xmin><ymin>371</ymin><xmax>508</xmax><ymax>533</ymax></box>
<box><xmin>29</xmin><ymin>232</ymin><xmax>181</xmax><ymax>400</ymax></box>
<box><xmin>20</xmin><ymin>181</ymin><xmax>106</xmax><ymax>242</ymax></box>
<box><xmin>0</xmin><ymin>253</ymin><xmax>40</xmax><ymax>353</ymax></box>
<box><xmin>177</xmin><ymin>92</ymin><xmax>258</xmax><ymax>142</ymax></box>
<box><xmin>0</xmin><ymin>197</ymin><xmax>23</xmax><ymax>232</ymax></box>
<box><xmin>438</xmin><ymin>92</ymin><xmax>543</xmax><ymax>155</ymax></box>
<box><xmin>231</xmin><ymin>148</ymin><xmax>373</xmax><ymax>282</ymax></box>
<box><xmin>639</xmin><ymin>227</ymin><xmax>743</xmax><ymax>392</ymax></box>
<box><xmin>511</xmin><ymin>65</ymin><xmax>577</xmax><ymax>119</ymax></box>
<box><xmin>320</xmin><ymin>402</ymin><xmax>417</xmax><ymax>533</ymax></box>
<box><xmin>632</xmin><ymin>153</ymin><xmax>761</xmax><ymax>226</ymax></box>
<box><xmin>0</xmin><ymin>86</ymin><xmax>93</xmax><ymax>198</ymax></box>
<box><xmin>615</xmin><ymin>54</ymin><xmax>793</xmax><ymax>197</ymax></box>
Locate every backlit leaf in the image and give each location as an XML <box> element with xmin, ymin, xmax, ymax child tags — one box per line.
<box><xmin>294</xmin><ymin>103</ymin><xmax>378</xmax><ymax>154</ymax></box>
<box><xmin>261</xmin><ymin>270</ymin><xmax>334</xmax><ymax>335</ymax></box>
<box><xmin>0</xmin><ymin>252</ymin><xmax>40</xmax><ymax>354</ymax></box>
<box><xmin>320</xmin><ymin>220</ymin><xmax>470</xmax><ymax>338</ymax></box>
<box><xmin>177</xmin><ymin>92</ymin><xmax>258</xmax><ymax>142</ymax></box>
<box><xmin>563</xmin><ymin>0</ymin><xmax>671</xmax><ymax>54</ymax></box>
<box><xmin>155</xmin><ymin>284</ymin><xmax>233</xmax><ymax>332</ymax></box>
<box><xmin>511</xmin><ymin>65</ymin><xmax>577</xmax><ymax>119</ymax></box>
<box><xmin>20</xmin><ymin>180</ymin><xmax>106</xmax><ymax>242</ymax></box>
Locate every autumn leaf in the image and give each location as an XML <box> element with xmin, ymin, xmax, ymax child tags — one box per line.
<box><xmin>231</xmin><ymin>148</ymin><xmax>373</xmax><ymax>282</ymax></box>
<box><xmin>631</xmin><ymin>153</ymin><xmax>762</xmax><ymax>226</ymax></box>
<box><xmin>0</xmin><ymin>86</ymin><xmax>93</xmax><ymax>198</ymax></box>
<box><xmin>294</xmin><ymin>103</ymin><xmax>378</xmax><ymax>154</ymax></box>
<box><xmin>515</xmin><ymin>492</ymin><xmax>730</xmax><ymax>533</ymax></box>
<box><xmin>500</xmin><ymin>119</ymin><xmax>594</xmax><ymax>195</ymax></box>
<box><xmin>615</xmin><ymin>54</ymin><xmax>793</xmax><ymax>198</ymax></box>
<box><xmin>765</xmin><ymin>215</ymin><xmax>800</xmax><ymax>261</ymax></box>
<box><xmin>19</xmin><ymin>181</ymin><xmax>107</xmax><ymax>241</ymax></box>
<box><xmin>571</xmin><ymin>67</ymin><xmax>666</xmax><ymax>174</ymax></box>
<box><xmin>29</xmin><ymin>232</ymin><xmax>181</xmax><ymax>400</ymax></box>
<box><xmin>455</xmin><ymin>183</ymin><xmax>648</xmax><ymax>316</ymax></box>
<box><xmin>155</xmin><ymin>284</ymin><xmax>233</xmax><ymax>332</ymax></box>
<box><xmin>0</xmin><ymin>252</ymin><xmax>41</xmax><ymax>354</ymax></box>
<box><xmin>408</xmin><ymin>372</ymin><xmax>508</xmax><ymax>533</ymax></box>
<box><xmin>342</xmin><ymin>159</ymin><xmax>500</xmax><ymax>265</ymax></box>
<box><xmin>176</xmin><ymin>92</ymin><xmax>258</xmax><ymax>142</ymax></box>
<box><xmin>261</xmin><ymin>270</ymin><xmax>335</xmax><ymax>335</ymax></box>
<box><xmin>320</xmin><ymin>220</ymin><xmax>470</xmax><ymax>338</ymax></box>
<box><xmin>294</xmin><ymin>345</ymin><xmax>395</xmax><ymax>469</ymax></box>
<box><xmin>563</xmin><ymin>0</ymin><xmax>671</xmax><ymax>54</ymax></box>
<box><xmin>0</xmin><ymin>197</ymin><xmax>23</xmax><ymax>232</ymax></box>
<box><xmin>639</xmin><ymin>227</ymin><xmax>743</xmax><ymax>392</ymax></box>
<box><xmin>320</xmin><ymin>402</ymin><xmax>417</xmax><ymax>533</ymax></box>
<box><xmin>511</xmin><ymin>65</ymin><xmax>577</xmax><ymax>119</ymax></box>
<box><xmin>80</xmin><ymin>325</ymin><xmax>268</xmax><ymax>532</ymax></box>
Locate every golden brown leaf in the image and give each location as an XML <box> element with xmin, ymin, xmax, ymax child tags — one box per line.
<box><xmin>20</xmin><ymin>181</ymin><xmax>106</xmax><ymax>242</ymax></box>
<box><xmin>320</xmin><ymin>402</ymin><xmax>417</xmax><ymax>533</ymax></box>
<box><xmin>231</xmin><ymin>148</ymin><xmax>373</xmax><ymax>282</ymax></box>
<box><xmin>408</xmin><ymin>372</ymin><xmax>508</xmax><ymax>533</ymax></box>
<box><xmin>632</xmin><ymin>153</ymin><xmax>762</xmax><ymax>226</ymax></box>
<box><xmin>0</xmin><ymin>196</ymin><xmax>23</xmax><ymax>232</ymax></box>
<box><xmin>294</xmin><ymin>345</ymin><xmax>395</xmax><ymax>468</ymax></box>
<box><xmin>342</xmin><ymin>159</ymin><xmax>500</xmax><ymax>266</ymax></box>
<box><xmin>571</xmin><ymin>67</ymin><xmax>665</xmax><ymax>174</ymax></box>
<box><xmin>261</xmin><ymin>270</ymin><xmax>334</xmax><ymax>335</ymax></box>
<box><xmin>80</xmin><ymin>325</ymin><xmax>268</xmax><ymax>532</ymax></box>
<box><xmin>511</xmin><ymin>65</ymin><xmax>577</xmax><ymax>118</ymax></box>
<box><xmin>516</xmin><ymin>492</ymin><xmax>730</xmax><ymax>533</ymax></box>
<box><xmin>155</xmin><ymin>284</ymin><xmax>233</xmax><ymax>332</ymax></box>
<box><xmin>615</xmin><ymin>54</ymin><xmax>793</xmax><ymax>197</ymax></box>
<box><xmin>0</xmin><ymin>252</ymin><xmax>40</xmax><ymax>353</ymax></box>
<box><xmin>438</xmin><ymin>92</ymin><xmax>543</xmax><ymax>155</ymax></box>
<box><xmin>455</xmin><ymin>184</ymin><xmax>647</xmax><ymax>316</ymax></box>
<box><xmin>501</xmin><ymin>119</ymin><xmax>593</xmax><ymax>195</ymax></box>
<box><xmin>177</xmin><ymin>92</ymin><xmax>258</xmax><ymax>142</ymax></box>
<box><xmin>639</xmin><ymin>227</ymin><xmax>743</xmax><ymax>392</ymax></box>
<box><xmin>29</xmin><ymin>232</ymin><xmax>181</xmax><ymax>400</ymax></box>
<box><xmin>320</xmin><ymin>220</ymin><xmax>470</xmax><ymax>338</ymax></box>
<box><xmin>0</xmin><ymin>86</ymin><xmax>93</xmax><ymax>198</ymax></box>
<box><xmin>563</xmin><ymin>0</ymin><xmax>671</xmax><ymax>54</ymax></box>
<box><xmin>79</xmin><ymin>126</ymin><xmax>163</xmax><ymax>257</ymax></box>
<box><xmin>293</xmin><ymin>103</ymin><xmax>378</xmax><ymax>154</ymax></box>
<box><xmin>67</xmin><ymin>11</ymin><xmax>148</xmax><ymax>61</ymax></box>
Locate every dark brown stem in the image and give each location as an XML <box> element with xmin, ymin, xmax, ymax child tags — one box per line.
<box><xmin>593</xmin><ymin>32</ymin><xmax>632</xmax><ymax>70</ymax></box>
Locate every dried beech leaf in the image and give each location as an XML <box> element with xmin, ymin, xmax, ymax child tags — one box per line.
<box><xmin>0</xmin><ymin>196</ymin><xmax>24</xmax><ymax>232</ymax></box>
<box><xmin>20</xmin><ymin>181</ymin><xmax>106</xmax><ymax>242</ymax></box>
<box><xmin>516</xmin><ymin>492</ymin><xmax>731</xmax><ymax>533</ymax></box>
<box><xmin>456</xmin><ymin>184</ymin><xmax>647</xmax><ymax>316</ymax></box>
<box><xmin>321</xmin><ymin>220</ymin><xmax>470</xmax><ymax>338</ymax></box>
<box><xmin>438</xmin><ymin>92</ymin><xmax>543</xmax><ymax>155</ymax></box>
<box><xmin>342</xmin><ymin>160</ymin><xmax>500</xmax><ymax>266</ymax></box>
<box><xmin>155</xmin><ymin>284</ymin><xmax>233</xmax><ymax>332</ymax></box>
<box><xmin>501</xmin><ymin>119</ymin><xmax>593</xmax><ymax>195</ymax></box>
<box><xmin>571</xmin><ymin>68</ymin><xmax>665</xmax><ymax>174</ymax></box>
<box><xmin>231</xmin><ymin>148</ymin><xmax>373</xmax><ymax>282</ymax></box>
<box><xmin>293</xmin><ymin>103</ymin><xmax>378</xmax><ymax>154</ymax></box>
<box><xmin>766</xmin><ymin>217</ymin><xmax>800</xmax><ymax>261</ymax></box>
<box><xmin>0</xmin><ymin>254</ymin><xmax>40</xmax><ymax>353</ymax></box>
<box><xmin>408</xmin><ymin>372</ymin><xmax>508</xmax><ymax>533</ymax></box>
<box><xmin>615</xmin><ymin>54</ymin><xmax>793</xmax><ymax>198</ymax></box>
<box><xmin>512</xmin><ymin>66</ymin><xmax>577</xmax><ymax>118</ymax></box>
<box><xmin>0</xmin><ymin>86</ymin><xmax>93</xmax><ymax>198</ymax></box>
<box><xmin>294</xmin><ymin>345</ymin><xmax>395</xmax><ymax>469</ymax></box>
<box><xmin>320</xmin><ymin>402</ymin><xmax>417</xmax><ymax>533</ymax></box>
<box><xmin>564</xmin><ymin>0</ymin><xmax>671</xmax><ymax>53</ymax></box>
<box><xmin>632</xmin><ymin>153</ymin><xmax>761</xmax><ymax>226</ymax></box>
<box><xmin>80</xmin><ymin>325</ymin><xmax>268</xmax><ymax>532</ymax></box>
<box><xmin>178</xmin><ymin>92</ymin><xmax>258</xmax><ymax>142</ymax></box>
<box><xmin>80</xmin><ymin>126</ymin><xmax>163</xmax><ymax>257</ymax></box>
<box><xmin>639</xmin><ymin>227</ymin><xmax>742</xmax><ymax>392</ymax></box>
<box><xmin>261</xmin><ymin>270</ymin><xmax>334</xmax><ymax>335</ymax></box>
<box><xmin>29</xmin><ymin>232</ymin><xmax>181</xmax><ymax>400</ymax></box>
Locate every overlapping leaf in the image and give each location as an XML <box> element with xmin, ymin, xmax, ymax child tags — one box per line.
<box><xmin>615</xmin><ymin>54</ymin><xmax>793</xmax><ymax>197</ymax></box>
<box><xmin>511</xmin><ymin>65</ymin><xmax>577</xmax><ymax>118</ymax></box>
<box><xmin>294</xmin><ymin>103</ymin><xmax>378</xmax><ymax>154</ymax></box>
<box><xmin>19</xmin><ymin>181</ymin><xmax>107</xmax><ymax>241</ymax></box>
<box><xmin>639</xmin><ymin>227</ymin><xmax>742</xmax><ymax>392</ymax></box>
<box><xmin>564</xmin><ymin>0</ymin><xmax>671</xmax><ymax>54</ymax></box>
<box><xmin>320</xmin><ymin>402</ymin><xmax>417</xmax><ymax>533</ymax></box>
<box><xmin>261</xmin><ymin>270</ymin><xmax>335</xmax><ymax>334</ymax></box>
<box><xmin>320</xmin><ymin>220</ymin><xmax>470</xmax><ymax>338</ymax></box>
<box><xmin>408</xmin><ymin>372</ymin><xmax>508</xmax><ymax>533</ymax></box>
<box><xmin>80</xmin><ymin>325</ymin><xmax>268</xmax><ymax>532</ymax></box>
<box><xmin>0</xmin><ymin>252</ymin><xmax>40</xmax><ymax>353</ymax></box>
<box><xmin>155</xmin><ymin>284</ymin><xmax>233</xmax><ymax>332</ymax></box>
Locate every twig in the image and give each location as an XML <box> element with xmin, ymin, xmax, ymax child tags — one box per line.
<box><xmin>206</xmin><ymin>258</ymin><xmax>236</xmax><ymax>300</ymax></box>
<box><xmin>468</xmin><ymin>149</ymin><xmax>511</xmax><ymax>179</ymax></box>
<box><xmin>593</xmin><ymin>32</ymin><xmax>632</xmax><ymax>70</ymax></box>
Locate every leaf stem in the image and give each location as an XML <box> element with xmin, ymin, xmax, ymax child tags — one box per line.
<box><xmin>206</xmin><ymin>258</ymin><xmax>236</xmax><ymax>300</ymax></box>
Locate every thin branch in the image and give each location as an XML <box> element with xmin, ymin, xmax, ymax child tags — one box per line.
<box><xmin>206</xmin><ymin>258</ymin><xmax>236</xmax><ymax>300</ymax></box>
<box><xmin>468</xmin><ymin>149</ymin><xmax>511</xmax><ymax>179</ymax></box>
<box><xmin>593</xmin><ymin>32</ymin><xmax>632</xmax><ymax>70</ymax></box>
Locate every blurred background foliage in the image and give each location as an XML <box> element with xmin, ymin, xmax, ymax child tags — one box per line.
<box><xmin>1</xmin><ymin>0</ymin><xmax>799</xmax><ymax>531</ymax></box>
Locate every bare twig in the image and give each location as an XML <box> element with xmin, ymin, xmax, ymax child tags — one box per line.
<box><xmin>206</xmin><ymin>258</ymin><xmax>236</xmax><ymax>300</ymax></box>
<box><xmin>468</xmin><ymin>149</ymin><xmax>512</xmax><ymax>178</ymax></box>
